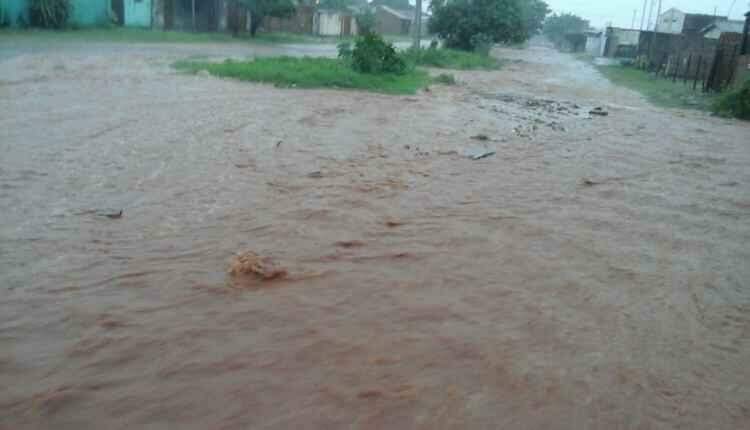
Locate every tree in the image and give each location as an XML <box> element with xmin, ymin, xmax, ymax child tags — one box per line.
<box><xmin>318</xmin><ymin>0</ymin><xmax>353</xmax><ymax>10</ymax></box>
<box><xmin>542</xmin><ymin>12</ymin><xmax>588</xmax><ymax>45</ymax></box>
<box><xmin>232</xmin><ymin>0</ymin><xmax>296</xmax><ymax>37</ymax></box>
<box><xmin>429</xmin><ymin>0</ymin><xmax>533</xmax><ymax>51</ymax></box>
<box><xmin>371</xmin><ymin>0</ymin><xmax>411</xmax><ymax>10</ymax></box>
<box><xmin>520</xmin><ymin>0</ymin><xmax>550</xmax><ymax>39</ymax></box>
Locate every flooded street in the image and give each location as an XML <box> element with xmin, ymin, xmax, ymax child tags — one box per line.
<box><xmin>1</xmin><ymin>41</ymin><xmax>749</xmax><ymax>429</ymax></box>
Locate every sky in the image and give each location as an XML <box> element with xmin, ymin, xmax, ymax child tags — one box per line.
<box><xmin>545</xmin><ymin>0</ymin><xmax>749</xmax><ymax>29</ymax></box>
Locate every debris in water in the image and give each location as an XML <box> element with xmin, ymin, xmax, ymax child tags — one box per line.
<box><xmin>103</xmin><ymin>210</ymin><xmax>123</xmax><ymax>219</ymax></box>
<box><xmin>463</xmin><ymin>148</ymin><xmax>496</xmax><ymax>160</ymax></box>
<box><xmin>581</xmin><ymin>178</ymin><xmax>602</xmax><ymax>186</ymax></box>
<box><xmin>275</xmin><ymin>140</ymin><xmax>283</xmax><ymax>148</ymax></box>
<box><xmin>229</xmin><ymin>252</ymin><xmax>287</xmax><ymax>281</ymax></box>
<box><xmin>471</xmin><ymin>134</ymin><xmax>490</xmax><ymax>141</ymax></box>
<box><xmin>589</xmin><ymin>107</ymin><xmax>609</xmax><ymax>116</ymax></box>
<box><xmin>385</xmin><ymin>220</ymin><xmax>404</xmax><ymax>228</ymax></box>
<box><xmin>335</xmin><ymin>240</ymin><xmax>366</xmax><ymax>248</ymax></box>
<box><xmin>718</xmin><ymin>181</ymin><xmax>739</xmax><ymax>187</ymax></box>
<box><xmin>307</xmin><ymin>171</ymin><xmax>323</xmax><ymax>178</ymax></box>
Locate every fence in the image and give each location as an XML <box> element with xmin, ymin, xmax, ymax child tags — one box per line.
<box><xmin>636</xmin><ymin>31</ymin><xmax>745</xmax><ymax>92</ymax></box>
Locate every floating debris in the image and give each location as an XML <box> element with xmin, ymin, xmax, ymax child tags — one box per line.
<box><xmin>229</xmin><ymin>252</ymin><xmax>287</xmax><ymax>281</ymax></box>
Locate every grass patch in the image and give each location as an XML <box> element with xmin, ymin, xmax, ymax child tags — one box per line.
<box><xmin>0</xmin><ymin>28</ymin><xmax>352</xmax><ymax>44</ymax></box>
<box><xmin>596</xmin><ymin>64</ymin><xmax>718</xmax><ymax>111</ymax></box>
<box><xmin>403</xmin><ymin>47</ymin><xmax>502</xmax><ymax>70</ymax></box>
<box><xmin>174</xmin><ymin>57</ymin><xmax>431</xmax><ymax>94</ymax></box>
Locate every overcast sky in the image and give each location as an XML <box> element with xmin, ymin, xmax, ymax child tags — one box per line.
<box><xmin>545</xmin><ymin>0</ymin><xmax>749</xmax><ymax>29</ymax></box>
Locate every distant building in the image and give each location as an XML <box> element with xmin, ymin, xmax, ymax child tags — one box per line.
<box><xmin>375</xmin><ymin>5</ymin><xmax>413</xmax><ymax>35</ymax></box>
<box><xmin>700</xmin><ymin>20</ymin><xmax>745</xmax><ymax>39</ymax></box>
<box><xmin>655</xmin><ymin>7</ymin><xmax>729</xmax><ymax>35</ymax></box>
<box><xmin>655</xmin><ymin>7</ymin><xmax>685</xmax><ymax>34</ymax></box>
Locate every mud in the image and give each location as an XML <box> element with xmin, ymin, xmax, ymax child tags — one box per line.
<box><xmin>1</xmin><ymin>41</ymin><xmax>750</xmax><ymax>429</ymax></box>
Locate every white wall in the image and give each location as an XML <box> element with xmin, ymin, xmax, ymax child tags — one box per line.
<box><xmin>315</xmin><ymin>12</ymin><xmax>342</xmax><ymax>36</ymax></box>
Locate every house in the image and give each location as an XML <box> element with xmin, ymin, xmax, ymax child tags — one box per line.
<box><xmin>3</xmin><ymin>0</ymin><xmax>152</xmax><ymax>27</ymax></box>
<box><xmin>655</xmin><ymin>8</ymin><xmax>685</xmax><ymax>34</ymax></box>
<box><xmin>2</xmin><ymin>0</ymin><xmax>110</xmax><ymax>27</ymax></box>
<box><xmin>655</xmin><ymin>8</ymin><xmax>728</xmax><ymax>35</ymax></box>
<box><xmin>700</xmin><ymin>20</ymin><xmax>745</xmax><ymax>39</ymax></box>
<box><xmin>375</xmin><ymin>5</ymin><xmax>412</xmax><ymax>35</ymax></box>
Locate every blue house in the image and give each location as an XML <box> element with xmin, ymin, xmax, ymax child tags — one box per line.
<box><xmin>1</xmin><ymin>0</ymin><xmax>152</xmax><ymax>27</ymax></box>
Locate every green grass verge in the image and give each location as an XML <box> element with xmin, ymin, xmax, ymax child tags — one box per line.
<box><xmin>0</xmin><ymin>28</ymin><xmax>354</xmax><ymax>44</ymax></box>
<box><xmin>174</xmin><ymin>57</ymin><xmax>431</xmax><ymax>94</ymax></box>
<box><xmin>403</xmin><ymin>47</ymin><xmax>502</xmax><ymax>70</ymax></box>
<box><xmin>596</xmin><ymin>64</ymin><xmax>718</xmax><ymax>111</ymax></box>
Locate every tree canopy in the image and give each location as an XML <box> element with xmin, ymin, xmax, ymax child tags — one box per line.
<box><xmin>429</xmin><ymin>0</ymin><xmax>547</xmax><ymax>51</ymax></box>
<box><xmin>542</xmin><ymin>12</ymin><xmax>589</xmax><ymax>44</ymax></box>
<box><xmin>370</xmin><ymin>0</ymin><xmax>412</xmax><ymax>10</ymax></box>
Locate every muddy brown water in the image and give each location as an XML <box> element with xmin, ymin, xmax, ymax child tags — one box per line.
<box><xmin>1</xmin><ymin>42</ymin><xmax>749</xmax><ymax>429</ymax></box>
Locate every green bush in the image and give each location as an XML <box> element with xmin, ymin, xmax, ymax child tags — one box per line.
<box><xmin>713</xmin><ymin>80</ymin><xmax>750</xmax><ymax>120</ymax></box>
<box><xmin>434</xmin><ymin>73</ymin><xmax>457</xmax><ymax>85</ymax></box>
<box><xmin>29</xmin><ymin>0</ymin><xmax>72</xmax><ymax>29</ymax></box>
<box><xmin>337</xmin><ymin>41</ymin><xmax>352</xmax><ymax>60</ymax></box>
<box><xmin>351</xmin><ymin>33</ymin><xmax>406</xmax><ymax>75</ymax></box>
<box><xmin>355</xmin><ymin>9</ymin><xmax>376</xmax><ymax>35</ymax></box>
<box><xmin>470</xmin><ymin>33</ymin><xmax>494</xmax><ymax>56</ymax></box>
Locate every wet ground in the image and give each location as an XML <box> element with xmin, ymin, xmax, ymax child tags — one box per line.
<box><xmin>1</xmin><ymin>41</ymin><xmax>749</xmax><ymax>429</ymax></box>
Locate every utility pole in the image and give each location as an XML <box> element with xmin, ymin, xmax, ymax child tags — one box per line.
<box><xmin>646</xmin><ymin>0</ymin><xmax>655</xmax><ymax>31</ymax></box>
<box><xmin>413</xmin><ymin>0</ymin><xmax>422</xmax><ymax>49</ymax></box>
<box><xmin>656</xmin><ymin>0</ymin><xmax>662</xmax><ymax>30</ymax></box>
<box><xmin>192</xmin><ymin>0</ymin><xmax>196</xmax><ymax>32</ymax></box>
<box><xmin>640</xmin><ymin>0</ymin><xmax>648</xmax><ymax>30</ymax></box>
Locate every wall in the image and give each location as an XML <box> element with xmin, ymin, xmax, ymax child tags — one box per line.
<box><xmin>70</xmin><ymin>0</ymin><xmax>110</xmax><ymax>25</ymax></box>
<box><xmin>124</xmin><ymin>0</ymin><xmax>151</xmax><ymax>27</ymax></box>
<box><xmin>1</xmin><ymin>0</ymin><xmax>108</xmax><ymax>26</ymax></box>
<box><xmin>604</xmin><ymin>28</ymin><xmax>641</xmax><ymax>57</ymax></box>
<box><xmin>586</xmin><ymin>34</ymin><xmax>605</xmax><ymax>56</ymax></box>
<box><xmin>264</xmin><ymin>5</ymin><xmax>313</xmax><ymax>34</ymax></box>
<box><xmin>314</xmin><ymin>11</ymin><xmax>341</xmax><ymax>36</ymax></box>
<box><xmin>2</xmin><ymin>0</ymin><xmax>28</xmax><ymax>26</ymax></box>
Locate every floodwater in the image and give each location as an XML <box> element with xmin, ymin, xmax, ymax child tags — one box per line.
<box><xmin>1</xmin><ymin>41</ymin><xmax>750</xmax><ymax>429</ymax></box>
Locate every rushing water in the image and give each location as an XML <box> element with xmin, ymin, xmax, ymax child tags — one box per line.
<box><xmin>1</xmin><ymin>43</ymin><xmax>749</xmax><ymax>429</ymax></box>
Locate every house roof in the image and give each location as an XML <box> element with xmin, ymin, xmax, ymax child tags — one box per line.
<box><xmin>379</xmin><ymin>5</ymin><xmax>414</xmax><ymax>21</ymax></box>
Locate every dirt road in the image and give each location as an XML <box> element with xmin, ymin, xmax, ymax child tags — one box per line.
<box><xmin>1</xmin><ymin>42</ymin><xmax>749</xmax><ymax>429</ymax></box>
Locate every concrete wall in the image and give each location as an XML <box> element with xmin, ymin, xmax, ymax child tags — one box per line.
<box><xmin>604</xmin><ymin>28</ymin><xmax>641</xmax><ymax>57</ymax></box>
<box><xmin>585</xmin><ymin>34</ymin><xmax>605</xmax><ymax>56</ymax></box>
<box><xmin>314</xmin><ymin>11</ymin><xmax>341</xmax><ymax>36</ymax></box>
<box><xmin>124</xmin><ymin>0</ymin><xmax>151</xmax><ymax>27</ymax></box>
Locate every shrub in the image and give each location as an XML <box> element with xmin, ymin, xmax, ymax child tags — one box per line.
<box><xmin>337</xmin><ymin>41</ymin><xmax>352</xmax><ymax>60</ymax></box>
<box><xmin>355</xmin><ymin>9</ymin><xmax>376</xmax><ymax>35</ymax></box>
<box><xmin>29</xmin><ymin>0</ymin><xmax>72</xmax><ymax>29</ymax></box>
<box><xmin>713</xmin><ymin>80</ymin><xmax>750</xmax><ymax>120</ymax></box>
<box><xmin>401</xmin><ymin>46</ymin><xmax>501</xmax><ymax>70</ymax></box>
<box><xmin>351</xmin><ymin>33</ymin><xmax>406</xmax><ymax>75</ymax></box>
<box><xmin>434</xmin><ymin>73</ymin><xmax>457</xmax><ymax>85</ymax></box>
<box><xmin>470</xmin><ymin>33</ymin><xmax>494</xmax><ymax>56</ymax></box>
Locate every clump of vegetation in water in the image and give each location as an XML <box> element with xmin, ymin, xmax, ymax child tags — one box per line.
<box><xmin>433</xmin><ymin>73</ymin><xmax>457</xmax><ymax>85</ymax></box>
<box><xmin>174</xmin><ymin>57</ymin><xmax>430</xmax><ymax>94</ymax></box>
